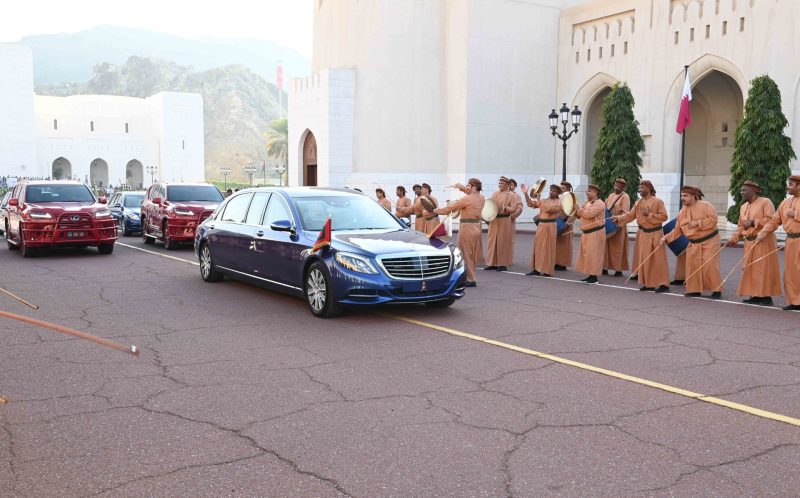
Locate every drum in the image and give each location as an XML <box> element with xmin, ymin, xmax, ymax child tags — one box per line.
<box><xmin>529</xmin><ymin>178</ymin><xmax>547</xmax><ymax>198</ymax></box>
<box><xmin>446</xmin><ymin>200</ymin><xmax>461</xmax><ymax>219</ymax></box>
<box><xmin>604</xmin><ymin>208</ymin><xmax>618</xmax><ymax>238</ymax></box>
<box><xmin>663</xmin><ymin>218</ymin><xmax>689</xmax><ymax>256</ymax></box>
<box><xmin>419</xmin><ymin>195</ymin><xmax>437</xmax><ymax>212</ymax></box>
<box><xmin>556</xmin><ymin>217</ymin><xmax>567</xmax><ymax>234</ymax></box>
<box><xmin>481</xmin><ymin>199</ymin><xmax>499</xmax><ymax>223</ymax></box>
<box><xmin>560</xmin><ymin>192</ymin><xmax>577</xmax><ymax>217</ymax></box>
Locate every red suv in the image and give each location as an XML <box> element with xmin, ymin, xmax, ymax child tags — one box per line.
<box><xmin>141</xmin><ymin>182</ymin><xmax>223</xmax><ymax>249</ymax></box>
<box><xmin>4</xmin><ymin>180</ymin><xmax>117</xmax><ymax>257</ymax></box>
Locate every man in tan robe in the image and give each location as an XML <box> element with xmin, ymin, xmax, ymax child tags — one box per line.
<box><xmin>508</xmin><ymin>179</ymin><xmax>524</xmax><ymax>262</ymax></box>
<box><xmin>399</xmin><ymin>183</ymin><xmax>439</xmax><ymax>234</ymax></box>
<box><xmin>411</xmin><ymin>184</ymin><xmax>424</xmax><ymax>231</ymax></box>
<box><xmin>757</xmin><ymin>174</ymin><xmax>800</xmax><ymax>311</ymax></box>
<box><xmin>555</xmin><ymin>180</ymin><xmax>575</xmax><ymax>271</ymax></box>
<box><xmin>484</xmin><ymin>176</ymin><xmax>516</xmax><ymax>271</ymax></box>
<box><xmin>435</xmin><ymin>178</ymin><xmax>485</xmax><ymax>287</ymax></box>
<box><xmin>394</xmin><ymin>185</ymin><xmax>412</xmax><ymax>220</ymax></box>
<box><xmin>661</xmin><ymin>185</ymin><xmax>723</xmax><ymax>298</ymax></box>
<box><xmin>603</xmin><ymin>178</ymin><xmax>631</xmax><ymax>276</ymax></box>
<box><xmin>613</xmin><ymin>180</ymin><xmax>670</xmax><ymax>292</ymax></box>
<box><xmin>522</xmin><ymin>183</ymin><xmax>561</xmax><ymax>276</ymax></box>
<box><xmin>725</xmin><ymin>180</ymin><xmax>781</xmax><ymax>306</ymax></box>
<box><xmin>575</xmin><ymin>184</ymin><xmax>606</xmax><ymax>283</ymax></box>
<box><xmin>375</xmin><ymin>188</ymin><xmax>391</xmax><ymax>211</ymax></box>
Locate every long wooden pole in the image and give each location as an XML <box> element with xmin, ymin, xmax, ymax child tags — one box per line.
<box><xmin>682</xmin><ymin>242</ymin><xmax>728</xmax><ymax>285</ymax></box>
<box><xmin>715</xmin><ymin>241</ymin><xmax>760</xmax><ymax>292</ymax></box>
<box><xmin>626</xmin><ymin>245</ymin><xmax>662</xmax><ymax>283</ymax></box>
<box><xmin>0</xmin><ymin>287</ymin><xmax>39</xmax><ymax>310</ymax></box>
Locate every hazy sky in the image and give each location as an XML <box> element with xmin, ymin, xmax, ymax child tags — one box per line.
<box><xmin>1</xmin><ymin>0</ymin><xmax>314</xmax><ymax>57</ymax></box>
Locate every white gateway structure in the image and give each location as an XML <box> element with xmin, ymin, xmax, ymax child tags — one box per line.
<box><xmin>289</xmin><ymin>0</ymin><xmax>800</xmax><ymax>215</ymax></box>
<box><xmin>0</xmin><ymin>44</ymin><xmax>204</xmax><ymax>188</ymax></box>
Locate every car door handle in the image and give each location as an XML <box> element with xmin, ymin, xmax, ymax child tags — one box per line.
<box><xmin>255</xmin><ymin>230</ymin><xmax>264</xmax><ymax>237</ymax></box>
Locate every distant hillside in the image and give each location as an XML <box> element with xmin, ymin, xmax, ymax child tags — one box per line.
<box><xmin>20</xmin><ymin>25</ymin><xmax>309</xmax><ymax>87</ymax></box>
<box><xmin>37</xmin><ymin>56</ymin><xmax>286</xmax><ymax>182</ymax></box>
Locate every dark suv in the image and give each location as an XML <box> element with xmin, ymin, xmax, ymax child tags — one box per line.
<box><xmin>4</xmin><ymin>180</ymin><xmax>117</xmax><ymax>257</ymax></box>
<box><xmin>141</xmin><ymin>182</ymin><xmax>223</xmax><ymax>249</ymax></box>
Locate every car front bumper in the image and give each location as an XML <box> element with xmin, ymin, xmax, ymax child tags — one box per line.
<box><xmin>21</xmin><ymin>220</ymin><xmax>118</xmax><ymax>247</ymax></box>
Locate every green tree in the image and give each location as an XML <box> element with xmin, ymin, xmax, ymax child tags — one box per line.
<box><xmin>589</xmin><ymin>83</ymin><xmax>645</xmax><ymax>201</ymax></box>
<box><xmin>264</xmin><ymin>117</ymin><xmax>288</xmax><ymax>166</ymax></box>
<box><xmin>727</xmin><ymin>75</ymin><xmax>796</xmax><ymax>223</ymax></box>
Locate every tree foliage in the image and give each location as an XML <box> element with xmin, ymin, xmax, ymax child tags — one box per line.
<box><xmin>727</xmin><ymin>75</ymin><xmax>796</xmax><ymax>223</ymax></box>
<box><xmin>264</xmin><ymin>117</ymin><xmax>288</xmax><ymax>167</ymax></box>
<box><xmin>589</xmin><ymin>82</ymin><xmax>645</xmax><ymax>201</ymax></box>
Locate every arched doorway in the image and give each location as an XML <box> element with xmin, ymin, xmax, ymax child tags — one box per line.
<box><xmin>52</xmin><ymin>157</ymin><xmax>72</xmax><ymax>180</ymax></box>
<box><xmin>90</xmin><ymin>158</ymin><xmax>109</xmax><ymax>188</ymax></box>
<box><xmin>303</xmin><ymin>131</ymin><xmax>318</xmax><ymax>186</ymax></box>
<box><xmin>583</xmin><ymin>86</ymin><xmax>613</xmax><ymax>175</ymax></box>
<box><xmin>684</xmin><ymin>70</ymin><xmax>743</xmax><ymax>214</ymax></box>
<box><xmin>126</xmin><ymin>159</ymin><xmax>144</xmax><ymax>189</ymax></box>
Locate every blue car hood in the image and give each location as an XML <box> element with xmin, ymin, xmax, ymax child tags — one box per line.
<box><xmin>316</xmin><ymin>229</ymin><xmax>451</xmax><ymax>255</ymax></box>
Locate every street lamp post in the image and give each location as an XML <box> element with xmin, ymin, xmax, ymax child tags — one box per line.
<box><xmin>244</xmin><ymin>164</ymin><xmax>258</xmax><ymax>186</ymax></box>
<box><xmin>145</xmin><ymin>165</ymin><xmax>158</xmax><ymax>185</ymax></box>
<box><xmin>273</xmin><ymin>164</ymin><xmax>286</xmax><ymax>187</ymax></box>
<box><xmin>220</xmin><ymin>167</ymin><xmax>231</xmax><ymax>190</ymax></box>
<box><xmin>549</xmin><ymin>103</ymin><xmax>582</xmax><ymax>182</ymax></box>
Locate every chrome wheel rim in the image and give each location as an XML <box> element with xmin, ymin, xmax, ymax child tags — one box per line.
<box><xmin>307</xmin><ymin>268</ymin><xmax>327</xmax><ymax>312</ymax></box>
<box><xmin>200</xmin><ymin>246</ymin><xmax>212</xmax><ymax>279</ymax></box>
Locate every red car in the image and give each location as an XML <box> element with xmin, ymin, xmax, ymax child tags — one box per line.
<box><xmin>141</xmin><ymin>182</ymin><xmax>223</xmax><ymax>249</ymax></box>
<box><xmin>4</xmin><ymin>180</ymin><xmax>117</xmax><ymax>257</ymax></box>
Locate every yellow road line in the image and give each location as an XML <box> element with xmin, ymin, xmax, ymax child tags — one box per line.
<box><xmin>382</xmin><ymin>313</ymin><xmax>800</xmax><ymax>428</ymax></box>
<box><xmin>116</xmin><ymin>243</ymin><xmax>199</xmax><ymax>266</ymax></box>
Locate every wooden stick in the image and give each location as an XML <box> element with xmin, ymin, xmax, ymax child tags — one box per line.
<box><xmin>0</xmin><ymin>286</ymin><xmax>39</xmax><ymax>310</ymax></box>
<box><xmin>0</xmin><ymin>310</ymin><xmax>139</xmax><ymax>356</ymax></box>
<box><xmin>682</xmin><ymin>241</ymin><xmax>728</xmax><ymax>286</ymax></box>
<box><xmin>744</xmin><ymin>237</ymin><xmax>795</xmax><ymax>267</ymax></box>
<box><xmin>715</xmin><ymin>240</ymin><xmax>760</xmax><ymax>291</ymax></box>
<box><xmin>560</xmin><ymin>216</ymin><xmax>615</xmax><ymax>237</ymax></box>
<box><xmin>626</xmin><ymin>245</ymin><xmax>663</xmax><ymax>283</ymax></box>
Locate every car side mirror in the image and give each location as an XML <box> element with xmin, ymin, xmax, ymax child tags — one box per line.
<box><xmin>99</xmin><ymin>197</ymin><xmax>108</xmax><ymax>204</ymax></box>
<box><xmin>270</xmin><ymin>219</ymin><xmax>294</xmax><ymax>232</ymax></box>
<box><xmin>152</xmin><ymin>197</ymin><xmax>161</xmax><ymax>205</ymax></box>
<box><xmin>8</xmin><ymin>198</ymin><xmax>19</xmax><ymax>207</ymax></box>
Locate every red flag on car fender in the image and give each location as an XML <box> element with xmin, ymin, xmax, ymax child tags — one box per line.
<box><xmin>312</xmin><ymin>217</ymin><xmax>331</xmax><ymax>252</ymax></box>
<box><xmin>427</xmin><ymin>218</ymin><xmax>447</xmax><ymax>239</ymax></box>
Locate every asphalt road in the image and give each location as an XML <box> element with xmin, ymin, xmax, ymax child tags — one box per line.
<box><xmin>1</xmin><ymin>232</ymin><xmax>799</xmax><ymax>497</ymax></box>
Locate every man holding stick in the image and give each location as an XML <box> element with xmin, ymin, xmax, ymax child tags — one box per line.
<box><xmin>612</xmin><ymin>180</ymin><xmax>670</xmax><ymax>293</ymax></box>
<box><xmin>757</xmin><ymin>174</ymin><xmax>800</xmax><ymax>311</ymax></box>
<box><xmin>603</xmin><ymin>178</ymin><xmax>631</xmax><ymax>277</ymax></box>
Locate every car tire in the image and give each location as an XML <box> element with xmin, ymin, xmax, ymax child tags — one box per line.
<box><xmin>6</xmin><ymin>222</ymin><xmax>17</xmax><ymax>251</ymax></box>
<box><xmin>98</xmin><ymin>243</ymin><xmax>114</xmax><ymax>255</ymax></box>
<box><xmin>199</xmin><ymin>243</ymin><xmax>224</xmax><ymax>282</ymax></box>
<box><xmin>142</xmin><ymin>219</ymin><xmax>154</xmax><ymax>245</ymax></box>
<box><xmin>118</xmin><ymin>218</ymin><xmax>128</xmax><ymax>237</ymax></box>
<box><xmin>424</xmin><ymin>297</ymin><xmax>456</xmax><ymax>308</ymax></box>
<box><xmin>163</xmin><ymin>221</ymin><xmax>177</xmax><ymax>250</ymax></box>
<box><xmin>305</xmin><ymin>261</ymin><xmax>342</xmax><ymax>318</ymax></box>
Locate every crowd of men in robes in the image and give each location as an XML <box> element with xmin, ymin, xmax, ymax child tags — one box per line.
<box><xmin>371</xmin><ymin>173</ymin><xmax>800</xmax><ymax>311</ymax></box>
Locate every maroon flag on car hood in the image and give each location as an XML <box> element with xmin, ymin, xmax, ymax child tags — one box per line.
<box><xmin>312</xmin><ymin>217</ymin><xmax>331</xmax><ymax>252</ymax></box>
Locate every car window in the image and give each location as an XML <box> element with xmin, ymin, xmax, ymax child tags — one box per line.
<box><xmin>293</xmin><ymin>195</ymin><xmax>401</xmax><ymax>232</ymax></box>
<box><xmin>244</xmin><ymin>192</ymin><xmax>270</xmax><ymax>225</ymax></box>
<box><xmin>123</xmin><ymin>194</ymin><xmax>144</xmax><ymax>207</ymax></box>
<box><xmin>263</xmin><ymin>195</ymin><xmax>292</xmax><ymax>227</ymax></box>
<box><xmin>166</xmin><ymin>185</ymin><xmax>223</xmax><ymax>202</ymax></box>
<box><xmin>220</xmin><ymin>193</ymin><xmax>252</xmax><ymax>223</ymax></box>
<box><xmin>25</xmin><ymin>185</ymin><xmax>95</xmax><ymax>203</ymax></box>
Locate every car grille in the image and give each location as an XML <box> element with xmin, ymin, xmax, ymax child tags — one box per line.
<box><xmin>57</xmin><ymin>213</ymin><xmax>93</xmax><ymax>229</ymax></box>
<box><xmin>380</xmin><ymin>255</ymin><xmax>451</xmax><ymax>280</ymax></box>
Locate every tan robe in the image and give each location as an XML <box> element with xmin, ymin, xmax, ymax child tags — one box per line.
<box><xmin>531</xmin><ymin>197</ymin><xmax>560</xmax><ymax>274</ymax></box>
<box><xmin>398</xmin><ymin>195</ymin><xmax>426</xmax><ymax>232</ymax></box>
<box><xmin>617</xmin><ymin>195</ymin><xmax>670</xmax><ymax>288</ymax></box>
<box><xmin>378</xmin><ymin>197</ymin><xmax>391</xmax><ymax>211</ymax></box>
<box><xmin>486</xmin><ymin>190</ymin><xmax>515</xmax><ymax>266</ymax></box>
<box><xmin>574</xmin><ymin>199</ymin><xmax>606</xmax><ymax>276</ymax></box>
<box><xmin>674</xmin><ymin>252</ymin><xmax>687</xmax><ymax>281</ymax></box>
<box><xmin>510</xmin><ymin>191</ymin><xmax>523</xmax><ymax>260</ymax></box>
<box><xmin>728</xmin><ymin>197</ymin><xmax>781</xmax><ymax>297</ymax></box>
<box><xmin>555</xmin><ymin>216</ymin><xmax>574</xmax><ymax>267</ymax></box>
<box><xmin>421</xmin><ymin>195</ymin><xmax>441</xmax><ymax>235</ymax></box>
<box><xmin>395</xmin><ymin>196</ymin><xmax>412</xmax><ymax>219</ymax></box>
<box><xmin>761</xmin><ymin>195</ymin><xmax>800</xmax><ymax>304</ymax></box>
<box><xmin>665</xmin><ymin>200</ymin><xmax>722</xmax><ymax>293</ymax></box>
<box><xmin>439</xmin><ymin>192</ymin><xmax>485</xmax><ymax>282</ymax></box>
<box><xmin>604</xmin><ymin>192</ymin><xmax>630</xmax><ymax>271</ymax></box>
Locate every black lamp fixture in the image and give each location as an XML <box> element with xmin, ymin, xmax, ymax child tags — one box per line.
<box><xmin>549</xmin><ymin>102</ymin><xmax>582</xmax><ymax>182</ymax></box>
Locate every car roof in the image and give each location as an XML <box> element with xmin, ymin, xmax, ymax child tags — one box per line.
<box><xmin>22</xmin><ymin>180</ymin><xmax>86</xmax><ymax>186</ymax></box>
<box><xmin>235</xmin><ymin>186</ymin><xmax>365</xmax><ymax>198</ymax></box>
<box><xmin>163</xmin><ymin>183</ymin><xmax>216</xmax><ymax>187</ymax></box>
<box><xmin>120</xmin><ymin>191</ymin><xmax>146</xmax><ymax>195</ymax></box>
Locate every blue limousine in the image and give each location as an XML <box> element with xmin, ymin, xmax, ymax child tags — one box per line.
<box><xmin>194</xmin><ymin>187</ymin><xmax>466</xmax><ymax>317</ymax></box>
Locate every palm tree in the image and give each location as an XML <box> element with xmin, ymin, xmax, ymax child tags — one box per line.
<box><xmin>264</xmin><ymin>118</ymin><xmax>288</xmax><ymax>184</ymax></box>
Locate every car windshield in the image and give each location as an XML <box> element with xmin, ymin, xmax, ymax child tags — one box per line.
<box><xmin>123</xmin><ymin>194</ymin><xmax>144</xmax><ymax>207</ymax></box>
<box><xmin>293</xmin><ymin>195</ymin><xmax>402</xmax><ymax>232</ymax></box>
<box><xmin>26</xmin><ymin>185</ymin><xmax>95</xmax><ymax>203</ymax></box>
<box><xmin>167</xmin><ymin>186</ymin><xmax>223</xmax><ymax>202</ymax></box>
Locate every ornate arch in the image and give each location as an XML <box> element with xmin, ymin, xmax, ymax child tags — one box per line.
<box><xmin>572</xmin><ymin>72</ymin><xmax>621</xmax><ymax>176</ymax></box>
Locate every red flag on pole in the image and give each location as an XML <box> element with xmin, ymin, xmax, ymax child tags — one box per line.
<box><xmin>676</xmin><ymin>69</ymin><xmax>692</xmax><ymax>133</ymax></box>
<box><xmin>427</xmin><ymin>217</ymin><xmax>447</xmax><ymax>239</ymax></box>
<box><xmin>312</xmin><ymin>217</ymin><xmax>331</xmax><ymax>252</ymax></box>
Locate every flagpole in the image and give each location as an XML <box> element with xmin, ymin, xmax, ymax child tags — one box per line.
<box><xmin>679</xmin><ymin>64</ymin><xmax>689</xmax><ymax>190</ymax></box>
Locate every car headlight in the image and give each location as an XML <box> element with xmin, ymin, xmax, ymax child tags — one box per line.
<box><xmin>174</xmin><ymin>208</ymin><xmax>195</xmax><ymax>216</ymax></box>
<box><xmin>335</xmin><ymin>252</ymin><xmax>378</xmax><ymax>274</ymax></box>
<box><xmin>29</xmin><ymin>211</ymin><xmax>52</xmax><ymax>219</ymax></box>
<box><xmin>127</xmin><ymin>213</ymin><xmax>140</xmax><ymax>220</ymax></box>
<box><xmin>453</xmin><ymin>247</ymin><xmax>464</xmax><ymax>269</ymax></box>
<box><xmin>95</xmin><ymin>209</ymin><xmax>112</xmax><ymax>218</ymax></box>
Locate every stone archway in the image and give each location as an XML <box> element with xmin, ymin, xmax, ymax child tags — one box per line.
<box><xmin>303</xmin><ymin>131</ymin><xmax>318</xmax><ymax>186</ymax></box>
<box><xmin>126</xmin><ymin>159</ymin><xmax>144</xmax><ymax>189</ymax></box>
<box><xmin>52</xmin><ymin>157</ymin><xmax>72</xmax><ymax>180</ymax></box>
<box><xmin>90</xmin><ymin>158</ymin><xmax>109</xmax><ymax>188</ymax></box>
<box><xmin>683</xmin><ymin>70</ymin><xmax>743</xmax><ymax>214</ymax></box>
<box><xmin>583</xmin><ymin>86</ymin><xmax>613</xmax><ymax>175</ymax></box>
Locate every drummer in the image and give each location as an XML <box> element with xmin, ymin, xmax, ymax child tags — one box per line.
<box><xmin>612</xmin><ymin>180</ymin><xmax>670</xmax><ymax>293</ymax></box>
<box><xmin>522</xmin><ymin>182</ymin><xmax>561</xmax><ymax>276</ymax></box>
<box><xmin>395</xmin><ymin>185</ymin><xmax>412</xmax><ymax>219</ymax></box>
<box><xmin>574</xmin><ymin>184</ymin><xmax>606</xmax><ymax>283</ymax></box>
<box><xmin>484</xmin><ymin>176</ymin><xmax>516</xmax><ymax>272</ymax></box>
<box><xmin>603</xmin><ymin>178</ymin><xmax>631</xmax><ymax>277</ymax></box>
<box><xmin>555</xmin><ymin>180</ymin><xmax>575</xmax><ymax>271</ymax></box>
<box><xmin>398</xmin><ymin>183</ymin><xmax>439</xmax><ymax>233</ymax></box>
<box><xmin>434</xmin><ymin>178</ymin><xmax>485</xmax><ymax>287</ymax></box>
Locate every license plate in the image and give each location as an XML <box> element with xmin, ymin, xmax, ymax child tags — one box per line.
<box><xmin>67</xmin><ymin>231</ymin><xmax>86</xmax><ymax>238</ymax></box>
<box><xmin>402</xmin><ymin>281</ymin><xmax>441</xmax><ymax>293</ymax></box>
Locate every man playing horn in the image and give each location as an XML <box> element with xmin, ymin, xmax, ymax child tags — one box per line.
<box><xmin>756</xmin><ymin>174</ymin><xmax>800</xmax><ymax>311</ymax></box>
<box><xmin>603</xmin><ymin>178</ymin><xmax>631</xmax><ymax>277</ymax></box>
<box><xmin>660</xmin><ymin>185</ymin><xmax>722</xmax><ymax>298</ymax></box>
<box><xmin>613</xmin><ymin>180</ymin><xmax>670</xmax><ymax>293</ymax></box>
<box><xmin>555</xmin><ymin>180</ymin><xmax>575</xmax><ymax>271</ymax></box>
<box><xmin>484</xmin><ymin>176</ymin><xmax>516</xmax><ymax>272</ymax></box>
<box><xmin>435</xmin><ymin>179</ymin><xmax>485</xmax><ymax>287</ymax></box>
<box><xmin>522</xmin><ymin>183</ymin><xmax>561</xmax><ymax>277</ymax></box>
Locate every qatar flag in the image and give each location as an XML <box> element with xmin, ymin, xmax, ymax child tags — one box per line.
<box><xmin>676</xmin><ymin>69</ymin><xmax>692</xmax><ymax>133</ymax></box>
